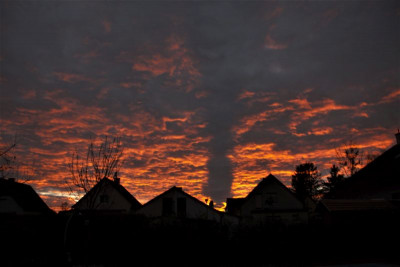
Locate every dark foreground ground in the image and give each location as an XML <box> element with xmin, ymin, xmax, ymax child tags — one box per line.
<box><xmin>0</xmin><ymin>213</ymin><xmax>399</xmax><ymax>267</ymax></box>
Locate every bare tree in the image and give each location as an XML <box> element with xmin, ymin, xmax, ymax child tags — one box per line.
<box><xmin>0</xmin><ymin>135</ymin><xmax>34</xmax><ymax>182</ymax></box>
<box><xmin>335</xmin><ymin>140</ymin><xmax>363</xmax><ymax>178</ymax></box>
<box><xmin>65</xmin><ymin>136</ymin><xmax>124</xmax><ymax>208</ymax></box>
<box><xmin>364</xmin><ymin>149</ymin><xmax>383</xmax><ymax>165</ymax></box>
<box><xmin>0</xmin><ymin>138</ymin><xmax>17</xmax><ymax>178</ymax></box>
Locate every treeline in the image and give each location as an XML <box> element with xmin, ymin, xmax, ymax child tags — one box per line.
<box><xmin>291</xmin><ymin>142</ymin><xmax>365</xmax><ymax>201</ymax></box>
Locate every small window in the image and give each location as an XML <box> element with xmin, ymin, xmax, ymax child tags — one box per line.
<box><xmin>162</xmin><ymin>198</ymin><xmax>174</xmax><ymax>216</ymax></box>
<box><xmin>100</xmin><ymin>195</ymin><xmax>109</xmax><ymax>203</ymax></box>
<box><xmin>177</xmin><ymin>198</ymin><xmax>186</xmax><ymax>218</ymax></box>
<box><xmin>265</xmin><ymin>193</ymin><xmax>277</xmax><ymax>206</ymax></box>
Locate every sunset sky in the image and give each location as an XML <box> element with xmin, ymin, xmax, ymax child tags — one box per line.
<box><xmin>1</xmin><ymin>1</ymin><xmax>399</xmax><ymax>211</ymax></box>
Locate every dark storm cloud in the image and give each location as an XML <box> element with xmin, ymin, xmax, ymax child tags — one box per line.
<box><xmin>1</xmin><ymin>1</ymin><xmax>399</xmax><ymax>207</ymax></box>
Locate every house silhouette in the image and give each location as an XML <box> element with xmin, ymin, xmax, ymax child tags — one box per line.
<box><xmin>325</xmin><ymin>133</ymin><xmax>400</xmax><ymax>200</ymax></box>
<box><xmin>226</xmin><ymin>174</ymin><xmax>308</xmax><ymax>225</ymax></box>
<box><xmin>0</xmin><ymin>178</ymin><xmax>54</xmax><ymax>215</ymax></box>
<box><xmin>72</xmin><ymin>177</ymin><xmax>142</xmax><ymax>213</ymax></box>
<box><xmin>136</xmin><ymin>186</ymin><xmax>238</xmax><ymax>225</ymax></box>
<box><xmin>318</xmin><ymin>133</ymin><xmax>400</xmax><ymax>224</ymax></box>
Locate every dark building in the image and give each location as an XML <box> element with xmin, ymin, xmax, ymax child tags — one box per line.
<box><xmin>0</xmin><ymin>178</ymin><xmax>54</xmax><ymax>215</ymax></box>
<box><xmin>136</xmin><ymin>186</ymin><xmax>239</xmax><ymax>225</ymax></box>
<box><xmin>72</xmin><ymin>177</ymin><xmax>142</xmax><ymax>213</ymax></box>
<box><xmin>325</xmin><ymin>132</ymin><xmax>400</xmax><ymax>201</ymax></box>
<box><xmin>226</xmin><ymin>174</ymin><xmax>308</xmax><ymax>225</ymax></box>
<box><xmin>317</xmin><ymin>199</ymin><xmax>398</xmax><ymax>225</ymax></box>
<box><xmin>319</xmin><ymin>132</ymin><xmax>400</xmax><ymax>225</ymax></box>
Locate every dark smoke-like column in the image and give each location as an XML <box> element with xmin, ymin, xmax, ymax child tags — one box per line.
<box><xmin>203</xmin><ymin>108</ymin><xmax>235</xmax><ymax>204</ymax></box>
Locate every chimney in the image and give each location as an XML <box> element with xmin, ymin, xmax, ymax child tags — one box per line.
<box><xmin>396</xmin><ymin>129</ymin><xmax>400</xmax><ymax>145</ymax></box>
<box><xmin>113</xmin><ymin>172</ymin><xmax>120</xmax><ymax>185</ymax></box>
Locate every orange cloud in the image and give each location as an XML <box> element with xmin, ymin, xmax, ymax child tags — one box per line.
<box><xmin>116</xmin><ymin>131</ymin><xmax>211</xmax><ymax>205</ymax></box>
<box><xmin>288</xmin><ymin>98</ymin><xmax>353</xmax><ymax>134</ymax></box>
<box><xmin>132</xmin><ymin>54</ymin><xmax>175</xmax><ymax>76</ymax></box>
<box><xmin>195</xmin><ymin>91</ymin><xmax>208</xmax><ymax>99</ymax></box>
<box><xmin>380</xmin><ymin>88</ymin><xmax>400</xmax><ymax>103</ymax></box>
<box><xmin>29</xmin><ymin>148</ymin><xmax>68</xmax><ymax>156</ymax></box>
<box><xmin>233</xmin><ymin>102</ymin><xmax>293</xmax><ymax>137</ymax></box>
<box><xmin>298</xmin><ymin>98</ymin><xmax>351</xmax><ymax>118</ymax></box>
<box><xmin>265</xmin><ymin>34</ymin><xmax>288</xmax><ymax>50</ymax></box>
<box><xmin>307</xmin><ymin>127</ymin><xmax>333</xmax><ymax>136</ymax></box>
<box><xmin>53</xmin><ymin>72</ymin><xmax>95</xmax><ymax>83</ymax></box>
<box><xmin>129</xmin><ymin>34</ymin><xmax>201</xmax><ymax>92</ymax></box>
<box><xmin>353</xmin><ymin>112</ymin><xmax>369</xmax><ymax>118</ymax></box>
<box><xmin>162</xmin><ymin>135</ymin><xmax>186</xmax><ymax>140</ymax></box>
<box><xmin>288</xmin><ymin>98</ymin><xmax>312</xmax><ymax>109</ymax></box>
<box><xmin>162</xmin><ymin>112</ymin><xmax>193</xmax><ymax>130</ymax></box>
<box><xmin>237</xmin><ymin>90</ymin><xmax>255</xmax><ymax>101</ymax></box>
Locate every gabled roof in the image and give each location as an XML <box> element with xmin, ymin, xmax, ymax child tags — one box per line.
<box><xmin>72</xmin><ymin>178</ymin><xmax>141</xmax><ymax>210</ymax></box>
<box><xmin>226</xmin><ymin>174</ymin><xmax>305</xmax><ymax>214</ymax></box>
<box><xmin>0</xmin><ymin>178</ymin><xmax>54</xmax><ymax>215</ymax></box>
<box><xmin>138</xmin><ymin>186</ymin><xmax>219</xmax><ymax>214</ymax></box>
<box><xmin>246</xmin><ymin>174</ymin><xmax>300</xmax><ymax>202</ymax></box>
<box><xmin>326</xmin><ymin>144</ymin><xmax>400</xmax><ymax>199</ymax></box>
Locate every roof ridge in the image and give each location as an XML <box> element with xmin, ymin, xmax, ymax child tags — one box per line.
<box><xmin>138</xmin><ymin>186</ymin><xmax>221</xmax><ymax>214</ymax></box>
<box><xmin>72</xmin><ymin>177</ymin><xmax>142</xmax><ymax>209</ymax></box>
<box><xmin>244</xmin><ymin>173</ymin><xmax>305</xmax><ymax>205</ymax></box>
